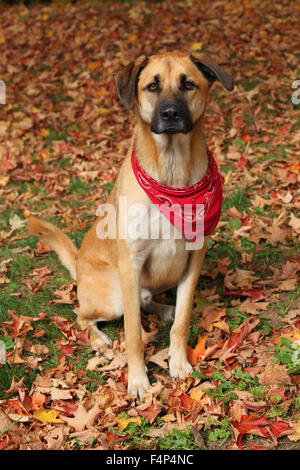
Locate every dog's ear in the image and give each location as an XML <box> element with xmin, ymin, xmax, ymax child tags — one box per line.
<box><xmin>114</xmin><ymin>55</ymin><xmax>148</xmax><ymax>110</ymax></box>
<box><xmin>190</xmin><ymin>53</ymin><xmax>234</xmax><ymax>91</ymax></box>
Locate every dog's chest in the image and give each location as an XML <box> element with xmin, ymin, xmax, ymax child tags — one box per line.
<box><xmin>128</xmin><ymin>204</ymin><xmax>189</xmax><ymax>287</ymax></box>
<box><xmin>143</xmin><ymin>235</ymin><xmax>189</xmax><ymax>289</ymax></box>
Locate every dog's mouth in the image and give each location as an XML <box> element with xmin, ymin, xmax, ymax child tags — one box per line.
<box><xmin>164</xmin><ymin>128</ymin><xmax>182</xmax><ymax>135</ymax></box>
<box><xmin>152</xmin><ymin>125</ymin><xmax>193</xmax><ymax>135</ymax></box>
<box><xmin>150</xmin><ymin>99</ymin><xmax>193</xmax><ymax>135</ymax></box>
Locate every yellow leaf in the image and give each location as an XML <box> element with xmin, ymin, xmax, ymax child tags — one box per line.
<box><xmin>33</xmin><ymin>407</ymin><xmax>63</xmax><ymax>424</ymax></box>
<box><xmin>115</xmin><ymin>416</ymin><xmax>142</xmax><ymax>431</ymax></box>
<box><xmin>40</xmin><ymin>128</ymin><xmax>49</xmax><ymax>138</ymax></box>
<box><xmin>161</xmin><ymin>413</ymin><xmax>176</xmax><ymax>422</ymax></box>
<box><xmin>191</xmin><ymin>42</ymin><xmax>202</xmax><ymax>51</ymax></box>
<box><xmin>6</xmin><ymin>192</ymin><xmax>18</xmax><ymax>201</ymax></box>
<box><xmin>129</xmin><ymin>9</ymin><xmax>139</xmax><ymax>20</ymax></box>
<box><xmin>212</xmin><ymin>320</ymin><xmax>230</xmax><ymax>334</ymax></box>
<box><xmin>41</xmin><ymin>151</ymin><xmax>50</xmax><ymax>160</ymax></box>
<box><xmin>96</xmin><ymin>107</ymin><xmax>108</xmax><ymax>115</ymax></box>
<box><xmin>128</xmin><ymin>33</ymin><xmax>137</xmax><ymax>43</ymax></box>
<box><xmin>189</xmin><ymin>386</ymin><xmax>204</xmax><ymax>402</ymax></box>
<box><xmin>0</xmin><ymin>176</ymin><xmax>9</xmax><ymax>188</ymax></box>
<box><xmin>224</xmin><ymin>171</ymin><xmax>232</xmax><ymax>185</ymax></box>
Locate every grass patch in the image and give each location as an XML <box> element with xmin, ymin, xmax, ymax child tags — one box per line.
<box><xmin>158</xmin><ymin>427</ymin><xmax>197</xmax><ymax>450</ymax></box>
<box><xmin>222</xmin><ymin>188</ymin><xmax>251</xmax><ymax>213</ymax></box>
<box><xmin>274</xmin><ymin>337</ymin><xmax>300</xmax><ymax>374</ymax></box>
<box><xmin>205</xmin><ymin>239</ymin><xmax>241</xmax><ymax>269</ymax></box>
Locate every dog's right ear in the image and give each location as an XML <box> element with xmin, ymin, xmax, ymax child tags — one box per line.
<box><xmin>114</xmin><ymin>56</ymin><xmax>148</xmax><ymax>110</ymax></box>
<box><xmin>190</xmin><ymin>53</ymin><xmax>234</xmax><ymax>92</ymax></box>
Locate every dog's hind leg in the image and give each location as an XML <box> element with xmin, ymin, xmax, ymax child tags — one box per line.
<box><xmin>76</xmin><ymin>265</ymin><xmax>123</xmax><ymax>351</ymax></box>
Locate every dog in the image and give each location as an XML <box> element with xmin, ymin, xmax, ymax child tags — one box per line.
<box><xmin>28</xmin><ymin>52</ymin><xmax>234</xmax><ymax>400</ymax></box>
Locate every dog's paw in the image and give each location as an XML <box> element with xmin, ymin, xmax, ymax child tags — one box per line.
<box><xmin>127</xmin><ymin>371</ymin><xmax>150</xmax><ymax>401</ymax></box>
<box><xmin>169</xmin><ymin>356</ymin><xmax>193</xmax><ymax>379</ymax></box>
<box><xmin>158</xmin><ymin>305</ymin><xmax>175</xmax><ymax>323</ymax></box>
<box><xmin>90</xmin><ymin>331</ymin><xmax>112</xmax><ymax>352</ymax></box>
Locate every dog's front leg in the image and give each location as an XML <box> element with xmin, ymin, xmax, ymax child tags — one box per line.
<box><xmin>118</xmin><ymin>243</ymin><xmax>150</xmax><ymax>400</ymax></box>
<box><xmin>169</xmin><ymin>241</ymin><xmax>207</xmax><ymax>378</ymax></box>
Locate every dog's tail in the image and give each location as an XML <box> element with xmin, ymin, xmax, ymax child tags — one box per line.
<box><xmin>27</xmin><ymin>216</ymin><xmax>78</xmax><ymax>280</ymax></box>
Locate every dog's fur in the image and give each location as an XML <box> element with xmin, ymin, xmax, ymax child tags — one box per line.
<box><xmin>28</xmin><ymin>52</ymin><xmax>233</xmax><ymax>400</ymax></box>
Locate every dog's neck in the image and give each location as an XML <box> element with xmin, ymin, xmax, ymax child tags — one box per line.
<box><xmin>134</xmin><ymin>116</ymin><xmax>208</xmax><ymax>187</ymax></box>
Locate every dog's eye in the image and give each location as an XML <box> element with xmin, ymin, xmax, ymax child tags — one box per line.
<box><xmin>147</xmin><ymin>82</ymin><xmax>158</xmax><ymax>92</ymax></box>
<box><xmin>184</xmin><ymin>81</ymin><xmax>195</xmax><ymax>90</ymax></box>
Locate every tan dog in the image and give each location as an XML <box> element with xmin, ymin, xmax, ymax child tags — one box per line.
<box><xmin>28</xmin><ymin>52</ymin><xmax>233</xmax><ymax>400</ymax></box>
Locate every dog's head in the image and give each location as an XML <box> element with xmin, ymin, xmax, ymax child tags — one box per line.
<box><xmin>114</xmin><ymin>52</ymin><xmax>234</xmax><ymax>135</ymax></box>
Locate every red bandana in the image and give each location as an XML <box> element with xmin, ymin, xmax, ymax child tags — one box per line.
<box><xmin>131</xmin><ymin>147</ymin><xmax>223</xmax><ymax>242</ymax></box>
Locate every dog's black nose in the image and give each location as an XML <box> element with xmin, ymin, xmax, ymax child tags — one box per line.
<box><xmin>160</xmin><ymin>104</ymin><xmax>180</xmax><ymax>123</ymax></box>
<box><xmin>151</xmin><ymin>98</ymin><xmax>193</xmax><ymax>135</ymax></box>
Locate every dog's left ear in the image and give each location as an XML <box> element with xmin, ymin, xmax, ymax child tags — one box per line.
<box><xmin>114</xmin><ymin>55</ymin><xmax>148</xmax><ymax>110</ymax></box>
<box><xmin>190</xmin><ymin>53</ymin><xmax>234</xmax><ymax>91</ymax></box>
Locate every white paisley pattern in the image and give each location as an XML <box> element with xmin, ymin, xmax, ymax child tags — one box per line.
<box><xmin>131</xmin><ymin>148</ymin><xmax>223</xmax><ymax>241</ymax></box>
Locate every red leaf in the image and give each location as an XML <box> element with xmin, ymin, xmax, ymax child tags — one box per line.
<box><xmin>233</xmin><ymin>414</ymin><xmax>271</xmax><ymax>448</ymax></box>
<box><xmin>56</xmin><ymin>400</ymin><xmax>78</xmax><ymax>417</ymax></box>
<box><xmin>74</xmin><ymin>328</ymin><xmax>90</xmax><ymax>345</ymax></box>
<box><xmin>137</xmin><ymin>403</ymin><xmax>161</xmax><ymax>421</ymax></box>
<box><xmin>226</xmin><ymin>318</ymin><xmax>260</xmax><ymax>352</ymax></box>
<box><xmin>107</xmin><ymin>428</ymin><xmax>129</xmax><ymax>443</ymax></box>
<box><xmin>238</xmin><ymin>156</ymin><xmax>248</xmax><ymax>168</ymax></box>
<box><xmin>33</xmin><ymin>329</ymin><xmax>45</xmax><ymax>337</ymax></box>
<box><xmin>179</xmin><ymin>393</ymin><xmax>196</xmax><ymax>410</ymax></box>
<box><xmin>269</xmin><ymin>419</ymin><xmax>291</xmax><ymax>438</ymax></box>
<box><xmin>269</xmin><ymin>388</ymin><xmax>286</xmax><ymax>403</ymax></box>
<box><xmin>187</xmin><ymin>335</ymin><xmax>207</xmax><ymax>365</ymax></box>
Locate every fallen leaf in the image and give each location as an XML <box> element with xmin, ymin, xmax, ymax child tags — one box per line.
<box><xmin>187</xmin><ymin>335</ymin><xmax>207</xmax><ymax>365</ymax></box>
<box><xmin>115</xmin><ymin>416</ymin><xmax>142</xmax><ymax>431</ymax></box>
<box><xmin>33</xmin><ymin>407</ymin><xmax>64</xmax><ymax>424</ymax></box>
<box><xmin>258</xmin><ymin>361</ymin><xmax>291</xmax><ymax>387</ymax></box>
<box><xmin>288</xmin><ymin>420</ymin><xmax>300</xmax><ymax>441</ymax></box>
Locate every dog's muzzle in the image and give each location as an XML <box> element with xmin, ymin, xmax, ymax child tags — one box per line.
<box><xmin>150</xmin><ymin>99</ymin><xmax>193</xmax><ymax>135</ymax></box>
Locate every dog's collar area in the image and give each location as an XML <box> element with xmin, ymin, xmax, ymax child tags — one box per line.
<box><xmin>131</xmin><ymin>147</ymin><xmax>223</xmax><ymax>240</ymax></box>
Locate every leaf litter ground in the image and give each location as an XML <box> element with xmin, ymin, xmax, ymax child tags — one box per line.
<box><xmin>0</xmin><ymin>0</ymin><xmax>299</xmax><ymax>451</ymax></box>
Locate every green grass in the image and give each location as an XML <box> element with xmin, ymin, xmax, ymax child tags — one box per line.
<box><xmin>268</xmin><ymin>287</ymin><xmax>300</xmax><ymax>318</ymax></box>
<box><xmin>110</xmin><ymin>414</ymin><xmax>155</xmax><ymax>450</ymax></box>
<box><xmin>222</xmin><ymin>188</ymin><xmax>251</xmax><ymax>213</ymax></box>
<box><xmin>44</xmin><ymin>129</ymin><xmax>68</xmax><ymax>149</ymax></box>
<box><xmin>205</xmin><ymin>364</ymin><xmax>266</xmax><ymax>408</ymax></box>
<box><xmin>274</xmin><ymin>337</ymin><xmax>300</xmax><ymax>374</ymax></box>
<box><xmin>225</xmin><ymin>307</ymin><xmax>248</xmax><ymax>332</ymax></box>
<box><xmin>69</xmin><ymin>177</ymin><xmax>89</xmax><ymax>195</ymax></box>
<box><xmin>158</xmin><ymin>427</ymin><xmax>197</xmax><ymax>450</ymax></box>
<box><xmin>205</xmin><ymin>239</ymin><xmax>241</xmax><ymax>269</ymax></box>
<box><xmin>207</xmin><ymin>418</ymin><xmax>232</xmax><ymax>445</ymax></box>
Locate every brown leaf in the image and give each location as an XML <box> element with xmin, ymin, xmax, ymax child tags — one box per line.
<box><xmin>146</xmin><ymin>348</ymin><xmax>169</xmax><ymax>370</ymax></box>
<box><xmin>258</xmin><ymin>361</ymin><xmax>291</xmax><ymax>387</ymax></box>
<box><xmin>288</xmin><ymin>419</ymin><xmax>300</xmax><ymax>442</ymax></box>
<box><xmin>0</xmin><ymin>409</ymin><xmax>12</xmax><ymax>433</ymax></box>
<box><xmin>61</xmin><ymin>401</ymin><xmax>101</xmax><ymax>432</ymax></box>
<box><xmin>198</xmin><ymin>307</ymin><xmax>226</xmax><ymax>331</ymax></box>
